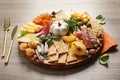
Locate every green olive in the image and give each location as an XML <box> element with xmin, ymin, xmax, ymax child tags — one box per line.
<box><xmin>76</xmin><ymin>18</ymin><xmax>82</xmax><ymax>22</ymax></box>
<box><xmin>82</xmin><ymin>19</ymin><xmax>89</xmax><ymax>25</ymax></box>
<box><xmin>77</xmin><ymin>21</ymin><xmax>83</xmax><ymax>27</ymax></box>
<box><xmin>86</xmin><ymin>21</ymin><xmax>91</xmax><ymax>28</ymax></box>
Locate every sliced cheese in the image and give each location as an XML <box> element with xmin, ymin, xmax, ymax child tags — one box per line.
<box><xmin>26</xmin><ymin>22</ymin><xmax>43</xmax><ymax>29</ymax></box>
<box><xmin>18</xmin><ymin>37</ymin><xmax>31</xmax><ymax>43</ymax></box>
<box><xmin>20</xmin><ymin>26</ymin><xmax>35</xmax><ymax>33</ymax></box>
<box><xmin>18</xmin><ymin>34</ymin><xmax>40</xmax><ymax>43</ymax></box>
<box><xmin>25</xmin><ymin>29</ymin><xmax>35</xmax><ymax>33</ymax></box>
<box><xmin>23</xmin><ymin>25</ymin><xmax>36</xmax><ymax>31</ymax></box>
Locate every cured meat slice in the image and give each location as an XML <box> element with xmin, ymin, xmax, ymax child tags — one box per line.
<box><xmin>81</xmin><ymin>26</ymin><xmax>93</xmax><ymax>48</ymax></box>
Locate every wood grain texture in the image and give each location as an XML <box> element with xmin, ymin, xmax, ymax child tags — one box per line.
<box><xmin>0</xmin><ymin>0</ymin><xmax>120</xmax><ymax>80</ymax></box>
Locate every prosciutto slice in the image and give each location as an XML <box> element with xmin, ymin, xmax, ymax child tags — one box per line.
<box><xmin>81</xmin><ymin>26</ymin><xmax>93</xmax><ymax>48</ymax></box>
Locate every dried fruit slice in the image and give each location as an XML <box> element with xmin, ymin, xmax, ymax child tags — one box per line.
<box><xmin>62</xmin><ymin>36</ymin><xmax>76</xmax><ymax>43</ymax></box>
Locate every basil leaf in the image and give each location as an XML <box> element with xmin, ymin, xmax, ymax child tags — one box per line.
<box><xmin>96</xmin><ymin>15</ymin><xmax>103</xmax><ymax>19</ymax></box>
<box><xmin>20</xmin><ymin>30</ymin><xmax>26</xmax><ymax>37</ymax></box>
<box><xmin>40</xmin><ymin>36</ymin><xmax>47</xmax><ymax>41</ymax></box>
<box><xmin>100</xmin><ymin>17</ymin><xmax>106</xmax><ymax>25</ymax></box>
<box><xmin>47</xmin><ymin>38</ymin><xmax>52</xmax><ymax>45</ymax></box>
<box><xmin>40</xmin><ymin>34</ymin><xmax>52</xmax><ymax>41</ymax></box>
<box><xmin>101</xmin><ymin>17</ymin><xmax>106</xmax><ymax>21</ymax></box>
<box><xmin>43</xmin><ymin>55</ymin><xmax>50</xmax><ymax>60</ymax></box>
<box><xmin>100</xmin><ymin>20</ymin><xmax>106</xmax><ymax>25</ymax></box>
<box><xmin>99</xmin><ymin>54</ymin><xmax>109</xmax><ymax>65</ymax></box>
<box><xmin>52</xmin><ymin>36</ymin><xmax>60</xmax><ymax>40</ymax></box>
<box><xmin>47</xmin><ymin>34</ymin><xmax>52</xmax><ymax>39</ymax></box>
<box><xmin>96</xmin><ymin>15</ymin><xmax>106</xmax><ymax>25</ymax></box>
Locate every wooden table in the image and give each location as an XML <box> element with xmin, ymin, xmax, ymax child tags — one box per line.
<box><xmin>0</xmin><ymin>0</ymin><xmax>120</xmax><ymax>80</ymax></box>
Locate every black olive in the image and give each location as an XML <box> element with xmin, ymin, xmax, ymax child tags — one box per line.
<box><xmin>52</xmin><ymin>11</ymin><xmax>56</xmax><ymax>15</ymax></box>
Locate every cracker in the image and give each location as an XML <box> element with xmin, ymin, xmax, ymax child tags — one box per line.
<box><xmin>90</xmin><ymin>21</ymin><xmax>103</xmax><ymax>37</ymax></box>
<box><xmin>48</xmin><ymin>44</ymin><xmax>57</xmax><ymax>56</ymax></box>
<box><xmin>48</xmin><ymin>53</ymin><xmax>59</xmax><ymax>63</ymax></box>
<box><xmin>58</xmin><ymin>53</ymin><xmax>67</xmax><ymax>64</ymax></box>
<box><xmin>53</xmin><ymin>40</ymin><xmax>69</xmax><ymax>54</ymax></box>
<box><xmin>67</xmin><ymin>49</ymin><xmax>77</xmax><ymax>63</ymax></box>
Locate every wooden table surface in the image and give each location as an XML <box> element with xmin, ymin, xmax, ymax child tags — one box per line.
<box><xmin>0</xmin><ymin>0</ymin><xmax>120</xmax><ymax>80</ymax></box>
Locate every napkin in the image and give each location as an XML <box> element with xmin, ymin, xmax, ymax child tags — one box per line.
<box><xmin>101</xmin><ymin>31</ymin><xmax>118</xmax><ymax>54</ymax></box>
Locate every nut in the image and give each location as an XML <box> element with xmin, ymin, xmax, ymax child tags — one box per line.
<box><xmin>93</xmin><ymin>44</ymin><xmax>99</xmax><ymax>48</ymax></box>
<box><xmin>97</xmin><ymin>39</ymin><xmax>100</xmax><ymax>45</ymax></box>
<box><xmin>89</xmin><ymin>49</ymin><xmax>96</xmax><ymax>55</ymax></box>
<box><xmin>96</xmin><ymin>47</ymin><xmax>100</xmax><ymax>52</ymax></box>
<box><xmin>96</xmin><ymin>33</ymin><xmax>103</xmax><ymax>38</ymax></box>
<box><xmin>85</xmin><ymin>50</ymin><xmax>89</xmax><ymax>56</ymax></box>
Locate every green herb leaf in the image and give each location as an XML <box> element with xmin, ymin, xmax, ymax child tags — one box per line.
<box><xmin>40</xmin><ymin>34</ymin><xmax>52</xmax><ymax>41</ymax></box>
<box><xmin>46</xmin><ymin>34</ymin><xmax>52</xmax><ymax>39</ymax></box>
<box><xmin>43</xmin><ymin>55</ymin><xmax>50</xmax><ymax>60</ymax></box>
<box><xmin>96</xmin><ymin>15</ymin><xmax>106</xmax><ymax>25</ymax></box>
<box><xmin>96</xmin><ymin>15</ymin><xmax>103</xmax><ymax>19</ymax></box>
<box><xmin>99</xmin><ymin>54</ymin><xmax>109</xmax><ymax>65</ymax></box>
<box><xmin>20</xmin><ymin>30</ymin><xmax>26</xmax><ymax>37</ymax></box>
<box><xmin>100</xmin><ymin>17</ymin><xmax>106</xmax><ymax>25</ymax></box>
<box><xmin>52</xmin><ymin>35</ymin><xmax>60</xmax><ymax>40</ymax></box>
<box><xmin>101</xmin><ymin>17</ymin><xmax>106</xmax><ymax>21</ymax></box>
<box><xmin>65</xmin><ymin>17</ymin><xmax>77</xmax><ymax>32</ymax></box>
<box><xmin>40</xmin><ymin>34</ymin><xmax>61</xmax><ymax>45</ymax></box>
<box><xmin>40</xmin><ymin>36</ymin><xmax>47</xmax><ymax>41</ymax></box>
<box><xmin>47</xmin><ymin>38</ymin><xmax>52</xmax><ymax>45</ymax></box>
<box><xmin>100</xmin><ymin>20</ymin><xmax>106</xmax><ymax>25</ymax></box>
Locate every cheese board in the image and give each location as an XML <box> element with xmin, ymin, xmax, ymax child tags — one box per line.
<box><xmin>18</xmin><ymin>10</ymin><xmax>103</xmax><ymax>69</ymax></box>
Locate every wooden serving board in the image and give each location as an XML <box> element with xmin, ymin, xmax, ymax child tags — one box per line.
<box><xmin>18</xmin><ymin>11</ymin><xmax>104</xmax><ymax>69</ymax></box>
<box><xmin>19</xmin><ymin>43</ymin><xmax>103</xmax><ymax>70</ymax></box>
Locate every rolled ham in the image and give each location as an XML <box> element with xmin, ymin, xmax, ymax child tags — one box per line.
<box><xmin>81</xmin><ymin>26</ymin><xmax>93</xmax><ymax>48</ymax></box>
